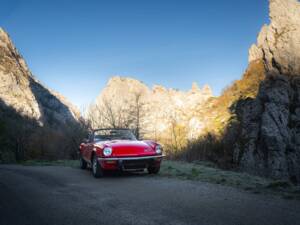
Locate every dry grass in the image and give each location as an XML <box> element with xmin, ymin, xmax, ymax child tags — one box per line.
<box><xmin>159</xmin><ymin>160</ymin><xmax>300</xmax><ymax>200</ymax></box>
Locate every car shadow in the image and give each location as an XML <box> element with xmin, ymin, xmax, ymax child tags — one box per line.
<box><xmin>81</xmin><ymin>167</ymin><xmax>154</xmax><ymax>179</ymax></box>
<box><xmin>105</xmin><ymin>170</ymin><xmax>151</xmax><ymax>178</ymax></box>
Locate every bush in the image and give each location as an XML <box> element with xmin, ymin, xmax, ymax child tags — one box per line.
<box><xmin>0</xmin><ymin>99</ymin><xmax>88</xmax><ymax>162</ymax></box>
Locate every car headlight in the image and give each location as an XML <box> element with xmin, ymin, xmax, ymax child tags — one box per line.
<box><xmin>103</xmin><ymin>147</ymin><xmax>112</xmax><ymax>156</ymax></box>
<box><xmin>155</xmin><ymin>145</ymin><xmax>162</xmax><ymax>154</ymax></box>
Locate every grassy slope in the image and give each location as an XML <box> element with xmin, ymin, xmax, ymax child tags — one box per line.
<box><xmin>19</xmin><ymin>159</ymin><xmax>300</xmax><ymax>200</ymax></box>
<box><xmin>161</xmin><ymin>161</ymin><xmax>300</xmax><ymax>200</ymax></box>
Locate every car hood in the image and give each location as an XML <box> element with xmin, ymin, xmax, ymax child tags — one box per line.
<box><xmin>99</xmin><ymin>140</ymin><xmax>156</xmax><ymax>157</ymax></box>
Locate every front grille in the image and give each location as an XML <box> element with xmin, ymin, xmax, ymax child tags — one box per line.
<box><xmin>122</xmin><ymin>159</ymin><xmax>153</xmax><ymax>170</ymax></box>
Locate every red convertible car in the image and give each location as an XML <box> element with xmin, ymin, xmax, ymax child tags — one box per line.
<box><xmin>79</xmin><ymin>128</ymin><xmax>164</xmax><ymax>178</ymax></box>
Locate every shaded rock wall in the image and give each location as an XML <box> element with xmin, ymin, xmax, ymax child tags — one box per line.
<box><xmin>232</xmin><ymin>0</ymin><xmax>300</xmax><ymax>183</ymax></box>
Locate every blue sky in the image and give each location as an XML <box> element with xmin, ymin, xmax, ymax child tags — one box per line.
<box><xmin>1</xmin><ymin>0</ymin><xmax>269</xmax><ymax>108</ymax></box>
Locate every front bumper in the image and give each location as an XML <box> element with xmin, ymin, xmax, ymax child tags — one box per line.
<box><xmin>98</xmin><ymin>155</ymin><xmax>164</xmax><ymax>171</ymax></box>
<box><xmin>98</xmin><ymin>155</ymin><xmax>164</xmax><ymax>161</ymax></box>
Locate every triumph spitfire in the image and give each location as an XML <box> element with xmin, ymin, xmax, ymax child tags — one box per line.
<box><xmin>79</xmin><ymin>128</ymin><xmax>164</xmax><ymax>178</ymax></box>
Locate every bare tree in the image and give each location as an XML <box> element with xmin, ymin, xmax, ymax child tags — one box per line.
<box><xmin>164</xmin><ymin>111</ymin><xmax>188</xmax><ymax>158</ymax></box>
<box><xmin>87</xmin><ymin>91</ymin><xmax>147</xmax><ymax>139</ymax></box>
<box><xmin>129</xmin><ymin>91</ymin><xmax>147</xmax><ymax>139</ymax></box>
<box><xmin>87</xmin><ymin>97</ymin><xmax>131</xmax><ymax>129</ymax></box>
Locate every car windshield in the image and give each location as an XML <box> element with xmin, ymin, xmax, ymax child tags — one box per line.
<box><xmin>93</xmin><ymin>129</ymin><xmax>137</xmax><ymax>141</ymax></box>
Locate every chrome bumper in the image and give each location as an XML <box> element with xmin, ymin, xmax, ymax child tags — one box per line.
<box><xmin>98</xmin><ymin>155</ymin><xmax>165</xmax><ymax>161</ymax></box>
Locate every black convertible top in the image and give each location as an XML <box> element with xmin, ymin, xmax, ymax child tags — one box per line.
<box><xmin>92</xmin><ymin>128</ymin><xmax>136</xmax><ymax>141</ymax></box>
<box><xmin>93</xmin><ymin>128</ymin><xmax>131</xmax><ymax>132</ymax></box>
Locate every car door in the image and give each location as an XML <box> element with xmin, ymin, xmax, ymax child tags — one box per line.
<box><xmin>80</xmin><ymin>136</ymin><xmax>89</xmax><ymax>161</ymax></box>
<box><xmin>84</xmin><ymin>133</ymin><xmax>94</xmax><ymax>163</ymax></box>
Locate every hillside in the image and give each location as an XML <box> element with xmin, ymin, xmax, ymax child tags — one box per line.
<box><xmin>0</xmin><ymin>28</ymin><xmax>80</xmax><ymax>126</ymax></box>
<box><xmin>0</xmin><ymin>28</ymin><xmax>84</xmax><ymax>162</ymax></box>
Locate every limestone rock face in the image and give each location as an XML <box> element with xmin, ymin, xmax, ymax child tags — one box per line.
<box><xmin>249</xmin><ymin>0</ymin><xmax>300</xmax><ymax>75</ymax></box>
<box><xmin>233</xmin><ymin>0</ymin><xmax>300</xmax><ymax>183</ymax></box>
<box><xmin>89</xmin><ymin>76</ymin><xmax>213</xmax><ymax>140</ymax></box>
<box><xmin>0</xmin><ymin>28</ymin><xmax>41</xmax><ymax>122</ymax></box>
<box><xmin>0</xmin><ymin>28</ymin><xmax>80</xmax><ymax>126</ymax></box>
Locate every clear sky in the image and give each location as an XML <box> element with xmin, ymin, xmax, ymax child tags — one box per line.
<box><xmin>1</xmin><ymin>0</ymin><xmax>269</xmax><ymax>108</ymax></box>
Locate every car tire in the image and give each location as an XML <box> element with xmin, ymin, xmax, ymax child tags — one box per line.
<box><xmin>92</xmin><ymin>155</ymin><xmax>103</xmax><ymax>178</ymax></box>
<box><xmin>80</xmin><ymin>155</ymin><xmax>87</xmax><ymax>169</ymax></box>
<box><xmin>147</xmin><ymin>166</ymin><xmax>160</xmax><ymax>174</ymax></box>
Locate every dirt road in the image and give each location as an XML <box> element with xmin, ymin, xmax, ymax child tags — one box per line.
<box><xmin>0</xmin><ymin>165</ymin><xmax>299</xmax><ymax>225</ymax></box>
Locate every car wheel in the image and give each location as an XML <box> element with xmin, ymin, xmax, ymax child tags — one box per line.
<box><xmin>92</xmin><ymin>155</ymin><xmax>103</xmax><ymax>178</ymax></box>
<box><xmin>79</xmin><ymin>155</ymin><xmax>87</xmax><ymax>169</ymax></box>
<box><xmin>147</xmin><ymin>166</ymin><xmax>160</xmax><ymax>174</ymax></box>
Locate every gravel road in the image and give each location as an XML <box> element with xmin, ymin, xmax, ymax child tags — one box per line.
<box><xmin>0</xmin><ymin>165</ymin><xmax>300</xmax><ymax>225</ymax></box>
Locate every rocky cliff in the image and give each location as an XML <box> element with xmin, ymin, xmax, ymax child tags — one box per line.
<box><xmin>0</xmin><ymin>28</ymin><xmax>80</xmax><ymax>126</ymax></box>
<box><xmin>89</xmin><ymin>76</ymin><xmax>213</xmax><ymax>144</ymax></box>
<box><xmin>229</xmin><ymin>0</ymin><xmax>300</xmax><ymax>183</ymax></box>
<box><xmin>0</xmin><ymin>28</ymin><xmax>83</xmax><ymax>162</ymax></box>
